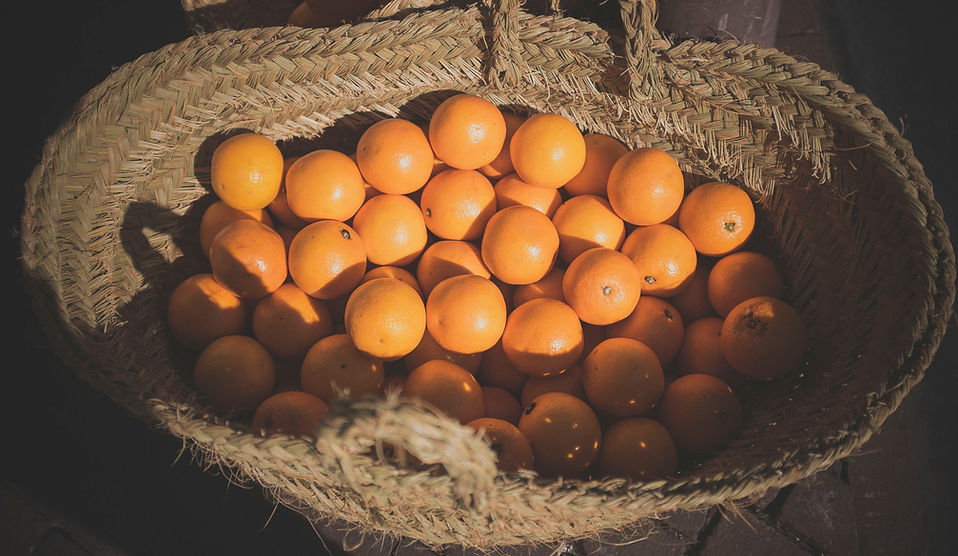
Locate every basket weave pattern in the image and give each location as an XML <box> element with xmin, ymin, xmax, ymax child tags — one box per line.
<box><xmin>20</xmin><ymin>0</ymin><xmax>955</xmax><ymax>548</ymax></box>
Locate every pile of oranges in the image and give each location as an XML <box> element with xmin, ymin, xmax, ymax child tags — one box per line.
<box><xmin>167</xmin><ymin>92</ymin><xmax>808</xmax><ymax>482</ymax></box>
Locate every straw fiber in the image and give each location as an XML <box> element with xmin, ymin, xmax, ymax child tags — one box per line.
<box><xmin>20</xmin><ymin>0</ymin><xmax>955</xmax><ymax>549</ymax></box>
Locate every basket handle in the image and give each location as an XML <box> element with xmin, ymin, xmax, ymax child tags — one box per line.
<box><xmin>484</xmin><ymin>0</ymin><xmax>662</xmax><ymax>100</ymax></box>
<box><xmin>314</xmin><ymin>393</ymin><xmax>500</xmax><ymax>511</ymax></box>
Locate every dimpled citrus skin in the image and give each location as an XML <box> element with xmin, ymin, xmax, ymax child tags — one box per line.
<box><xmin>210</xmin><ymin>132</ymin><xmax>285</xmax><ymax>211</ymax></box>
<box><xmin>403</xmin><ymin>360</ymin><xmax>485</xmax><ymax>424</ymax></box>
<box><xmin>283</xmin><ymin>149</ymin><xmax>366</xmax><ymax>222</ymax></box>
<box><xmin>594</xmin><ymin>417</ymin><xmax>678</xmax><ymax>481</ymax></box>
<box><xmin>678</xmin><ymin>181</ymin><xmax>756</xmax><ymax>257</ymax></box>
<box><xmin>518</xmin><ymin>391</ymin><xmax>601</xmax><ymax>479</ymax></box>
<box><xmin>355</xmin><ymin>118</ymin><xmax>434</xmax><ymax>195</ymax></box>
<box><xmin>425</xmin><ymin>274</ymin><xmax>507</xmax><ymax>355</ymax></box>
<box><xmin>501</xmin><ymin>298</ymin><xmax>584</xmax><ymax>378</ymax></box>
<box><xmin>419</xmin><ymin>168</ymin><xmax>497</xmax><ymax>241</ymax></box>
<box><xmin>428</xmin><ymin>93</ymin><xmax>507</xmax><ymax>170</ymax></box>
<box><xmin>509</xmin><ymin>113</ymin><xmax>586</xmax><ymax>189</ymax></box>
<box><xmin>466</xmin><ymin>417</ymin><xmax>535</xmax><ymax>472</ymax></box>
<box><xmin>287</xmin><ymin>220</ymin><xmax>367</xmax><ymax>300</ymax></box>
<box><xmin>208</xmin><ymin>219</ymin><xmax>288</xmax><ymax>300</ymax></box>
<box><xmin>561</xmin><ymin>247</ymin><xmax>642</xmax><ymax>326</ymax></box>
<box><xmin>480</xmin><ymin>205</ymin><xmax>560</xmax><ymax>286</ymax></box>
<box><xmin>344</xmin><ymin>277</ymin><xmax>426</xmax><ymax>361</ymax></box>
<box><xmin>720</xmin><ymin>296</ymin><xmax>807</xmax><ymax>380</ymax></box>
<box><xmin>620</xmin><ymin>224</ymin><xmax>698</xmax><ymax>298</ymax></box>
<box><xmin>562</xmin><ymin>133</ymin><xmax>629</xmax><ymax>198</ymax></box>
<box><xmin>606</xmin><ymin>147</ymin><xmax>684</xmax><ymax>226</ymax></box>
<box><xmin>658</xmin><ymin>373</ymin><xmax>743</xmax><ymax>455</ymax></box>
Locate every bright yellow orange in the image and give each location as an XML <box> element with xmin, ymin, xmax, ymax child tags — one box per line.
<box><xmin>210</xmin><ymin>132</ymin><xmax>285</xmax><ymax>211</ymax></box>
<box><xmin>300</xmin><ymin>333</ymin><xmax>385</xmax><ymax>403</ymax></box>
<box><xmin>284</xmin><ymin>149</ymin><xmax>366</xmax><ymax>222</ymax></box>
<box><xmin>606</xmin><ymin>147</ymin><xmax>684</xmax><ymax>225</ymax></box>
<box><xmin>419</xmin><ymin>169</ymin><xmax>497</xmax><ymax>241</ymax></box>
<box><xmin>425</xmin><ymin>274</ymin><xmax>507</xmax><ymax>355</ymax></box>
<box><xmin>581</xmin><ymin>337</ymin><xmax>665</xmax><ymax>418</ymax></box>
<box><xmin>658</xmin><ymin>373</ymin><xmax>743</xmax><ymax>455</ymax></box>
<box><xmin>707</xmin><ymin>251</ymin><xmax>784</xmax><ymax>316</ymax></box>
<box><xmin>403</xmin><ymin>360</ymin><xmax>485</xmax><ymax>424</ymax></box>
<box><xmin>355</xmin><ymin>118</ymin><xmax>434</xmax><ymax>195</ymax></box>
<box><xmin>252</xmin><ymin>282</ymin><xmax>334</xmax><ymax>361</ymax></box>
<box><xmin>478</xmin><ymin>111</ymin><xmax>526</xmax><ymax>180</ymax></box>
<box><xmin>620</xmin><ymin>224</ymin><xmax>698</xmax><ymax>298</ymax></box>
<box><xmin>594</xmin><ymin>417</ymin><xmax>678</xmax><ymax>481</ymax></box>
<box><xmin>562</xmin><ymin>247</ymin><xmax>642</xmax><ymax>326</ymax></box>
<box><xmin>518</xmin><ymin>391</ymin><xmax>601</xmax><ymax>479</ymax></box>
<box><xmin>352</xmin><ymin>193</ymin><xmax>429</xmax><ymax>266</ymax></box>
<box><xmin>344</xmin><ymin>277</ymin><xmax>426</xmax><ymax>360</ymax></box>
<box><xmin>562</xmin><ymin>133</ymin><xmax>629</xmax><ymax>198</ymax></box>
<box><xmin>199</xmin><ymin>200</ymin><xmax>273</xmax><ymax>259</ymax></box>
<box><xmin>466</xmin><ymin>417</ymin><xmax>534</xmax><ymax>472</ymax></box>
<box><xmin>678</xmin><ymin>181</ymin><xmax>756</xmax><ymax>256</ymax></box>
<box><xmin>428</xmin><ymin>94</ymin><xmax>507</xmax><ymax>170</ymax></box>
<box><xmin>251</xmin><ymin>390</ymin><xmax>329</xmax><ymax>437</ymax></box>
<box><xmin>492</xmin><ymin>173</ymin><xmax>563</xmax><ymax>217</ymax></box>
<box><xmin>606</xmin><ymin>296</ymin><xmax>685</xmax><ymax>367</ymax></box>
<box><xmin>415</xmin><ymin>239</ymin><xmax>491</xmax><ymax>297</ymax></box>
<box><xmin>209</xmin><ymin>219</ymin><xmax>287</xmax><ymax>299</ymax></box>
<box><xmin>720</xmin><ymin>296</ymin><xmax>807</xmax><ymax>380</ymax></box>
<box><xmin>501</xmin><ymin>298</ymin><xmax>584</xmax><ymax>378</ymax></box>
<box><xmin>551</xmin><ymin>194</ymin><xmax>626</xmax><ymax>265</ymax></box>
<box><xmin>481</xmin><ymin>205</ymin><xmax>560</xmax><ymax>285</ymax></box>
<box><xmin>166</xmin><ymin>273</ymin><xmax>250</xmax><ymax>351</ymax></box>
<box><xmin>509</xmin><ymin>113</ymin><xmax>586</xmax><ymax>189</ymax></box>
<box><xmin>193</xmin><ymin>335</ymin><xmax>277</xmax><ymax>415</ymax></box>
<box><xmin>287</xmin><ymin>220</ymin><xmax>367</xmax><ymax>300</ymax></box>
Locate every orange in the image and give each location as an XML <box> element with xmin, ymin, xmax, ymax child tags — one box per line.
<box><xmin>251</xmin><ymin>390</ymin><xmax>329</xmax><ymax>437</ymax></box>
<box><xmin>344</xmin><ymin>277</ymin><xmax>425</xmax><ymax>360</ymax></box>
<box><xmin>283</xmin><ymin>149</ymin><xmax>366</xmax><ymax>222</ymax></box>
<box><xmin>501</xmin><ymin>298</ymin><xmax>584</xmax><ymax>378</ymax></box>
<box><xmin>403</xmin><ymin>326</ymin><xmax>483</xmax><ymax>374</ymax></box>
<box><xmin>355</xmin><ymin>118</ymin><xmax>434</xmax><ymax>195</ymax></box>
<box><xmin>620</xmin><ymin>224</ymin><xmax>698</xmax><ymax>298</ymax></box>
<box><xmin>512</xmin><ymin>267</ymin><xmax>565</xmax><ymax>307</ymax></box>
<box><xmin>415</xmin><ymin>239</ymin><xmax>491</xmax><ymax>297</ymax></box>
<box><xmin>492</xmin><ymin>173</ymin><xmax>563</xmax><ymax>218</ymax></box>
<box><xmin>581</xmin><ymin>337</ymin><xmax>665</xmax><ymax>418</ymax></box>
<box><xmin>425</xmin><ymin>274</ymin><xmax>507</xmax><ymax>355</ymax></box>
<box><xmin>562</xmin><ymin>133</ymin><xmax>629</xmax><ymax>198</ymax></box>
<box><xmin>606</xmin><ymin>147</ymin><xmax>684</xmax><ymax>226</ymax></box>
<box><xmin>606</xmin><ymin>296</ymin><xmax>685</xmax><ymax>368</ymax></box>
<box><xmin>428</xmin><ymin>94</ymin><xmax>507</xmax><ymax>170</ymax></box>
<box><xmin>674</xmin><ymin>316</ymin><xmax>748</xmax><ymax>388</ymax></box>
<box><xmin>209</xmin><ymin>219</ymin><xmax>288</xmax><ymax>299</ymax></box>
<box><xmin>193</xmin><ymin>335</ymin><xmax>277</xmax><ymax>415</ymax></box>
<box><xmin>466</xmin><ymin>417</ymin><xmax>534</xmax><ymax>472</ymax></box>
<box><xmin>520</xmin><ymin>363</ymin><xmax>586</xmax><ymax>409</ymax></box>
<box><xmin>562</xmin><ymin>247</ymin><xmax>642</xmax><ymax>326</ymax></box>
<box><xmin>707</xmin><ymin>251</ymin><xmax>784</xmax><ymax>317</ymax></box>
<box><xmin>481</xmin><ymin>386</ymin><xmax>523</xmax><ymax>426</ymax></box>
<box><xmin>518</xmin><ymin>391</ymin><xmax>601</xmax><ymax>479</ymax></box>
<box><xmin>419</xmin><ymin>169</ymin><xmax>497</xmax><ymax>241</ymax></box>
<box><xmin>403</xmin><ymin>360</ymin><xmax>485</xmax><ymax>424</ymax></box>
<box><xmin>669</xmin><ymin>261</ymin><xmax>716</xmax><ymax>323</ymax></box>
<box><xmin>476</xmin><ymin>339</ymin><xmax>529</xmax><ymax>397</ymax></box>
<box><xmin>509</xmin><ymin>113</ymin><xmax>587</xmax><ymax>189</ymax></box>
<box><xmin>287</xmin><ymin>2</ymin><xmax>325</xmax><ymax>27</ymax></box>
<box><xmin>287</xmin><ymin>220</ymin><xmax>367</xmax><ymax>300</ymax></box>
<box><xmin>210</xmin><ymin>132</ymin><xmax>285</xmax><ymax>211</ymax></box>
<box><xmin>594</xmin><ymin>417</ymin><xmax>678</xmax><ymax>481</ymax></box>
<box><xmin>551</xmin><ymin>194</ymin><xmax>626</xmax><ymax>265</ymax></box>
<box><xmin>658</xmin><ymin>373</ymin><xmax>743</xmax><ymax>455</ymax></box>
<box><xmin>252</xmin><ymin>282</ymin><xmax>334</xmax><ymax>361</ymax></box>
<box><xmin>478</xmin><ymin>111</ymin><xmax>526</xmax><ymax>180</ymax></box>
<box><xmin>300</xmin><ymin>333</ymin><xmax>385</xmax><ymax>402</ymax></box>
<box><xmin>721</xmin><ymin>296</ymin><xmax>807</xmax><ymax>380</ymax></box>
<box><xmin>199</xmin><ymin>200</ymin><xmax>273</xmax><ymax>259</ymax></box>
<box><xmin>268</xmin><ymin>157</ymin><xmax>310</xmax><ymax>230</ymax></box>
<box><xmin>166</xmin><ymin>273</ymin><xmax>250</xmax><ymax>351</ymax></box>
<box><xmin>481</xmin><ymin>205</ymin><xmax>560</xmax><ymax>285</ymax></box>
<box><xmin>678</xmin><ymin>181</ymin><xmax>756</xmax><ymax>256</ymax></box>
<box><xmin>352</xmin><ymin>193</ymin><xmax>429</xmax><ymax>266</ymax></box>
<box><xmin>359</xmin><ymin>265</ymin><xmax>423</xmax><ymax>298</ymax></box>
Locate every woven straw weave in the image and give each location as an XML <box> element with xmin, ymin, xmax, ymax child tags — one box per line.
<box><xmin>20</xmin><ymin>0</ymin><xmax>955</xmax><ymax>549</ymax></box>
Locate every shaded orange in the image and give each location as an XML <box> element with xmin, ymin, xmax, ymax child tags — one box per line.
<box><xmin>562</xmin><ymin>133</ymin><xmax>628</xmax><ymax>198</ymax></box>
<box><xmin>481</xmin><ymin>386</ymin><xmax>523</xmax><ymax>426</ymax></box>
<box><xmin>193</xmin><ymin>335</ymin><xmax>276</xmax><ymax>415</ymax></box>
<box><xmin>674</xmin><ymin>316</ymin><xmax>748</xmax><ymax>388</ymax></box>
<box><xmin>166</xmin><ymin>273</ymin><xmax>250</xmax><ymax>351</ymax></box>
<box><xmin>301</xmin><ymin>333</ymin><xmax>385</xmax><ymax>403</ymax></box>
<box><xmin>492</xmin><ymin>173</ymin><xmax>562</xmax><ymax>218</ymax></box>
<box><xmin>344</xmin><ymin>277</ymin><xmax>426</xmax><ymax>360</ymax></box>
<box><xmin>720</xmin><ymin>296</ymin><xmax>807</xmax><ymax>380</ymax></box>
<box><xmin>707</xmin><ymin>251</ymin><xmax>784</xmax><ymax>317</ymax></box>
<box><xmin>518</xmin><ymin>391</ymin><xmax>600</xmax><ymax>479</ymax></box>
<box><xmin>403</xmin><ymin>360</ymin><xmax>485</xmax><ymax>424</ymax></box>
<box><xmin>551</xmin><ymin>194</ymin><xmax>626</xmax><ymax>265</ymax></box>
<box><xmin>594</xmin><ymin>417</ymin><xmax>678</xmax><ymax>481</ymax></box>
<box><xmin>520</xmin><ymin>363</ymin><xmax>586</xmax><ymax>409</ymax></box>
<box><xmin>209</xmin><ymin>219</ymin><xmax>287</xmax><ymax>300</ymax></box>
<box><xmin>199</xmin><ymin>200</ymin><xmax>273</xmax><ymax>259</ymax></box>
<box><xmin>501</xmin><ymin>298</ymin><xmax>584</xmax><ymax>378</ymax></box>
<box><xmin>658</xmin><ymin>373</ymin><xmax>743</xmax><ymax>455</ymax></box>
<box><xmin>478</xmin><ymin>111</ymin><xmax>526</xmax><ymax>180</ymax></box>
<box><xmin>581</xmin><ymin>337</ymin><xmax>665</xmax><ymax>418</ymax></box>
<box><xmin>252</xmin><ymin>282</ymin><xmax>334</xmax><ymax>361</ymax></box>
<box><xmin>403</xmin><ymin>326</ymin><xmax>483</xmax><ymax>374</ymax></box>
<box><xmin>466</xmin><ymin>417</ymin><xmax>534</xmax><ymax>472</ymax></box>
<box><xmin>425</xmin><ymin>274</ymin><xmax>507</xmax><ymax>355</ymax></box>
<box><xmin>251</xmin><ymin>390</ymin><xmax>329</xmax><ymax>437</ymax></box>
<box><xmin>512</xmin><ymin>266</ymin><xmax>565</xmax><ymax>307</ymax></box>
<box><xmin>415</xmin><ymin>239</ymin><xmax>491</xmax><ymax>297</ymax></box>
<box><xmin>606</xmin><ymin>296</ymin><xmax>685</xmax><ymax>367</ymax></box>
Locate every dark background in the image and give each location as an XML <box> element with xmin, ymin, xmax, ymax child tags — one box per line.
<box><xmin>5</xmin><ymin>1</ymin><xmax>956</xmax><ymax>554</ymax></box>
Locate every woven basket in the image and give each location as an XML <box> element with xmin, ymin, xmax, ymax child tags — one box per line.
<box><xmin>20</xmin><ymin>0</ymin><xmax>955</xmax><ymax>549</ymax></box>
